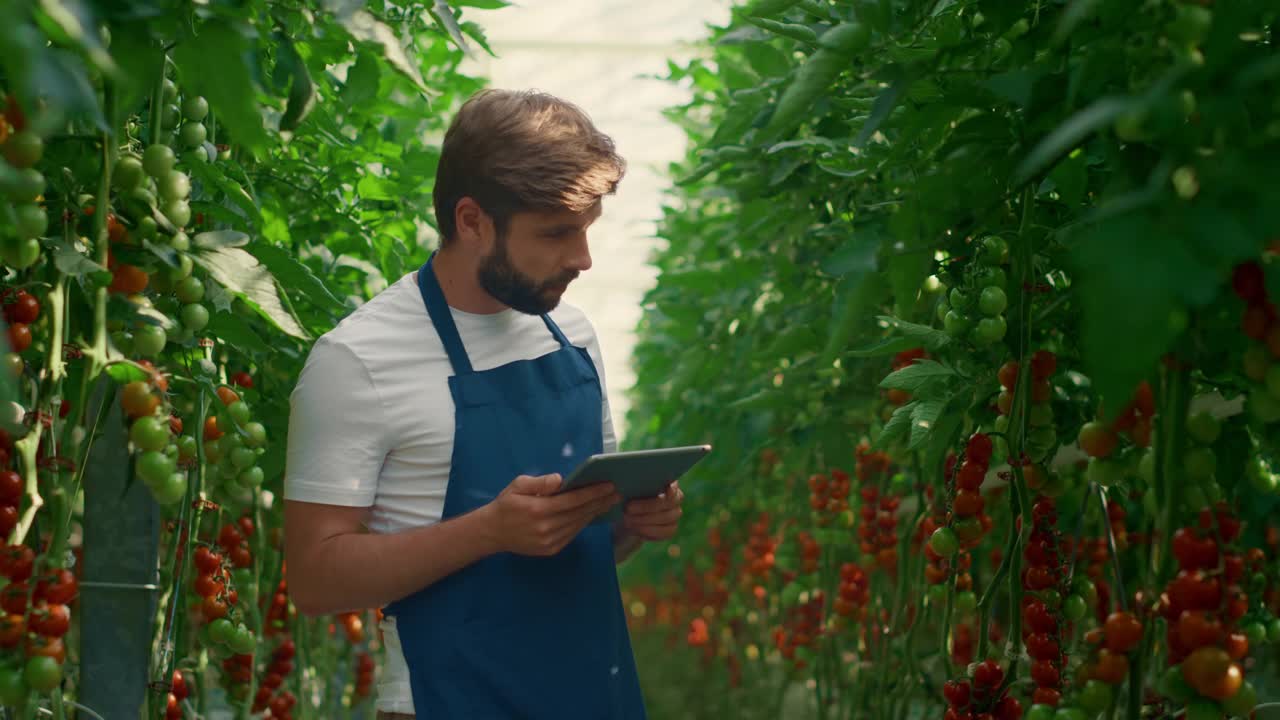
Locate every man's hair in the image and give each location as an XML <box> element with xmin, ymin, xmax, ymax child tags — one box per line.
<box><xmin>433</xmin><ymin>89</ymin><xmax>626</xmax><ymax>245</ymax></box>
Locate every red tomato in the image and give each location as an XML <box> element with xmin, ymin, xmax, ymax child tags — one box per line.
<box><xmin>1104</xmin><ymin>611</ymin><xmax>1143</xmax><ymax>653</ymax></box>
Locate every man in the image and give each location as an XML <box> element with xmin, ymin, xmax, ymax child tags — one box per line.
<box><xmin>282</xmin><ymin>89</ymin><xmax>683</xmax><ymax>719</ymax></box>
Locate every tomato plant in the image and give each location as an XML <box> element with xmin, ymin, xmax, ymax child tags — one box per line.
<box><xmin>622</xmin><ymin>1</ymin><xmax>1280</xmax><ymax>719</ymax></box>
<box><xmin>0</xmin><ymin>0</ymin><xmax>497</xmax><ymax>716</ymax></box>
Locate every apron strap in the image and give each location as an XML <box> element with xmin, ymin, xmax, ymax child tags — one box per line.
<box><xmin>540</xmin><ymin>313</ymin><xmax>572</xmax><ymax>349</ymax></box>
<box><xmin>417</xmin><ymin>254</ymin><xmax>475</xmax><ymax>375</ymax></box>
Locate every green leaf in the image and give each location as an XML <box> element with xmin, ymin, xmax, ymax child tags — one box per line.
<box><xmin>142</xmin><ymin>239</ymin><xmax>179</xmax><ymax>269</ymax></box>
<box><xmin>451</xmin><ymin>0</ymin><xmax>509</xmax><ymax>7</ymax></box>
<box><xmin>727</xmin><ymin>388</ymin><xmax>784</xmax><ymax>411</ymax></box>
<box><xmin>1014</xmin><ymin>96</ymin><xmax>1136</xmax><ymax>185</ymax></box>
<box><xmin>923</xmin><ymin>395</ymin><xmax>966</xmax><ymax>478</ymax></box>
<box><xmin>1051</xmin><ymin>0</ymin><xmax>1103</xmax><ymax>45</ymax></box>
<box><xmin>53</xmin><ymin>240</ymin><xmax>107</xmax><ymax>278</ymax></box>
<box><xmin>742</xmin><ymin>41</ymin><xmax>791</xmax><ymax>77</ymax></box>
<box><xmin>277</xmin><ymin>34</ymin><xmax>316</xmax><ymax>133</ymax></box>
<box><xmin>35</xmin><ymin>0</ymin><xmax>115</xmax><ymax>73</ymax></box>
<box><xmin>104</xmin><ymin>361</ymin><xmax>150</xmax><ymax>385</ymax></box>
<box><xmin>854</xmin><ymin>78</ymin><xmax>904</xmax><ymax>147</ymax></box>
<box><xmin>327</xmin><ymin>1</ymin><xmax>432</xmax><ymax>92</ymax></box>
<box><xmin>246</xmin><ymin>242</ymin><xmax>348</xmax><ymax>313</ymax></box>
<box><xmin>908</xmin><ymin>397</ymin><xmax>947</xmax><ymax>450</ymax></box>
<box><xmin>1046</xmin><ymin>149</ymin><xmax>1088</xmax><ymax>206</ymax></box>
<box><xmin>887</xmin><ymin>248</ymin><xmax>932</xmax><ymax>319</ymax></box>
<box><xmin>205</xmin><ymin>312</ymin><xmax>271</xmax><ymax>354</ymax></box>
<box><xmin>341</xmin><ymin>51</ymin><xmax>381</xmax><ymax>106</ymax></box>
<box><xmin>172</xmin><ymin>20</ymin><xmax>270</xmax><ymax>150</ymax></box>
<box><xmin>877</xmin><ymin>315</ymin><xmax>951</xmax><ymax>351</ymax></box>
<box><xmin>821</xmin><ymin>232</ymin><xmax>879</xmax><ymax>276</ymax></box>
<box><xmin>876</xmin><ymin>401</ymin><xmax>915</xmax><ymax>447</ymax></box>
<box><xmin>821</xmin><ymin>263</ymin><xmax>885</xmax><ymax>366</ymax></box>
<box><xmin>742</xmin><ymin>0</ymin><xmax>804</xmax><ymax>18</ymax></box>
<box><xmin>429</xmin><ymin>0</ymin><xmax>475</xmax><ymax>60</ymax></box>
<box><xmin>193</xmin><ymin>230</ymin><xmax>250</xmax><ymax>250</ymax></box>
<box><xmin>879</xmin><ymin>359</ymin><xmax>956</xmax><ymax>392</ymax></box>
<box><xmin>460</xmin><ymin>21</ymin><xmax>496</xmax><ymax>56</ymax></box>
<box><xmin>185</xmin><ymin>162</ymin><xmax>261</xmax><ymax>225</ymax></box>
<box><xmin>191</xmin><ymin>247</ymin><xmax>309</xmax><ymax>339</ymax></box>
<box><xmin>846</xmin><ymin>336</ymin><xmax>923</xmax><ymax>359</ymax></box>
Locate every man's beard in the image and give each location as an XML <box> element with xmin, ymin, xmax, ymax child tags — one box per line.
<box><xmin>477</xmin><ymin>235</ymin><xmax>577</xmax><ymax>316</ymax></box>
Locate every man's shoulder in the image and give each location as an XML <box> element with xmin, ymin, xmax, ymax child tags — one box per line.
<box><xmin>312</xmin><ymin>272</ymin><xmax>434</xmax><ymax>362</ymax></box>
<box><xmin>548</xmin><ymin>300</ymin><xmax>599</xmax><ymax>346</ymax></box>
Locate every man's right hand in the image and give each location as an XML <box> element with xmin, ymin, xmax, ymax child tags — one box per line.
<box><xmin>482</xmin><ymin>474</ymin><xmax>621</xmax><ymax>557</ymax></box>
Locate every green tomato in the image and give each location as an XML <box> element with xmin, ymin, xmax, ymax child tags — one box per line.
<box><xmin>980</xmin><ymin>236</ymin><xmax>1009</xmax><ymax>266</ymax></box>
<box><xmin>151</xmin><ymin>472</ymin><xmax>187</xmax><ymax>505</ymax></box>
<box><xmin>1114</xmin><ymin>111</ymin><xmax>1149</xmax><ymax>142</ymax></box>
<box><xmin>111</xmin><ymin>330</ymin><xmax>134</xmax><ymax>356</ymax></box>
<box><xmin>1064</xmin><ymin>593</ymin><xmax>1087</xmax><ymax>622</ymax></box>
<box><xmin>243</xmin><ymin>421</ymin><xmax>268</xmax><ymax>448</ymax></box>
<box><xmin>182</xmin><ymin>95</ymin><xmax>209</xmax><ymax>122</ymax></box>
<box><xmin>2</xmin><ymin>131</ymin><xmax>43</xmax><ymax>168</ymax></box>
<box><xmin>976</xmin><ymin>266</ymin><xmax>1006</xmax><ymax>289</ymax></box>
<box><xmin>1054</xmin><ymin>708</ymin><xmax>1087</xmax><ymax>720</ymax></box>
<box><xmin>1167</xmin><ymin>4</ymin><xmax>1213</xmax><ymax>46</ymax></box>
<box><xmin>177</xmin><ymin>435</ymin><xmax>198</xmax><ymax>462</ymax></box>
<box><xmin>130</xmin><ymin>415</ymin><xmax>170</xmax><ymax>452</ymax></box>
<box><xmin>161</xmin><ymin>103</ymin><xmax>181</xmax><ymax>130</ymax></box>
<box><xmin>228</xmin><ymin>400</ymin><xmax>252</xmax><ymax>427</ymax></box>
<box><xmin>136</xmin><ymin>450</ymin><xmax>176</xmax><ymax>487</ymax></box>
<box><xmin>1250</xmin><ymin>464</ymin><xmax>1278</xmax><ymax>494</ymax></box>
<box><xmin>935</xmin><ymin>298</ymin><xmax>950</xmax><ymax>324</ymax></box>
<box><xmin>1040</xmin><ymin>589</ymin><xmax>1062</xmax><ymax>609</ymax></box>
<box><xmin>23</xmin><ymin>656</ymin><xmax>61</xmax><ymax>693</ymax></box>
<box><xmin>1137</xmin><ymin>450</ymin><xmax>1155</xmax><ymax>487</ymax></box>
<box><xmin>170</xmin><ymin>231</ymin><xmax>191</xmax><ymax>253</ymax></box>
<box><xmin>207</xmin><ymin>617</ymin><xmax>235</xmax><ymax>646</ymax></box>
<box><xmin>113</xmin><ymin>155</ymin><xmax>146</xmax><ymax>192</ymax></box>
<box><xmin>1086</xmin><ymin>458</ymin><xmax>1125</xmax><ymax>488</ymax></box>
<box><xmin>1242</xmin><ymin>621</ymin><xmax>1267</xmax><ymax>645</ymax></box>
<box><xmin>1183</xmin><ymin>484</ymin><xmax>1209</xmax><ymax>512</ymax></box>
<box><xmin>135</xmin><ymin>216</ymin><xmax>158</xmax><ymax>240</ymax></box>
<box><xmin>159</xmin><ymin>170</ymin><xmax>190</xmax><ymax>201</ymax></box>
<box><xmin>239</xmin><ymin>466</ymin><xmax>264</xmax><ymax>488</ymax></box>
<box><xmin>1248</xmin><ymin>390</ymin><xmax>1280</xmax><ymax>423</ymax></box>
<box><xmin>2</xmin><ymin>237</ymin><xmax>42</xmax><ymax>270</ymax></box>
<box><xmin>944</xmin><ymin>310</ymin><xmax>972</xmax><ymax>338</ymax></box>
<box><xmin>972</xmin><ymin>316</ymin><xmax>1007</xmax><ymax>346</ymax></box>
<box><xmin>1073</xmin><ymin>577</ymin><xmax>1098</xmax><ymax>608</ymax></box>
<box><xmin>954</xmin><ymin>590</ymin><xmax>977</xmax><ymax>615</ymax></box>
<box><xmin>165</xmin><ymin>254</ymin><xmax>194</xmax><ymax>285</ymax></box>
<box><xmin>1201</xmin><ymin>478</ymin><xmax>1223</xmax><ymax>504</ymax></box>
<box><xmin>182</xmin><ymin>148</ymin><xmax>208</xmax><ymax>166</ymax></box>
<box><xmin>134</xmin><ymin>324</ymin><xmax>167</xmax><ymax>358</ymax></box>
<box><xmin>929</xmin><ymin>527</ymin><xmax>959</xmax><ymax>557</ymax></box>
<box><xmin>927</xmin><ymin>584</ymin><xmax>947</xmax><ymax>606</ymax></box>
<box><xmin>162</xmin><ymin>198</ymin><xmax>191</xmax><ymax>228</ymax></box>
<box><xmin>180</xmin><ymin>122</ymin><xmax>207</xmax><ymax>148</ymax></box>
<box><xmin>14</xmin><ymin>203</ymin><xmax>48</xmax><ymax>240</ymax></box>
<box><xmin>229</xmin><ymin>625</ymin><xmax>256</xmax><ymax>655</ymax></box>
<box><xmin>143</xmin><ymin>144</ymin><xmax>176</xmax><ymax>177</ymax></box>
<box><xmin>1078</xmin><ymin>680</ymin><xmax>1113</xmax><ymax>713</ymax></box>
<box><xmin>1184</xmin><ymin>447</ymin><xmax>1216</xmax><ymax>482</ymax></box>
<box><xmin>949</xmin><ymin>288</ymin><xmax>973</xmax><ymax>311</ymax></box>
<box><xmin>1025</xmin><ymin>706</ymin><xmax>1055</xmax><ymax>720</ymax></box>
<box><xmin>1186</xmin><ymin>410</ymin><xmax>1221</xmax><ymax>445</ymax></box>
<box><xmin>0</xmin><ymin>666</ymin><xmax>25</xmax><ymax>705</ymax></box>
<box><xmin>5</xmin><ymin>168</ymin><xmax>45</xmax><ymax>203</ymax></box>
<box><xmin>161</xmin><ymin>78</ymin><xmax>179</xmax><ymax>103</ymax></box>
<box><xmin>176</xmin><ymin>276</ymin><xmax>204</xmax><ymax>304</ymax></box>
<box><xmin>181</xmin><ymin>303</ymin><xmax>209</xmax><ymax>332</ymax></box>
<box><xmin>230</xmin><ymin>446</ymin><xmax>256</xmax><ymax>471</ymax></box>
<box><xmin>978</xmin><ymin>286</ymin><xmax>1007</xmax><ymax>316</ymax></box>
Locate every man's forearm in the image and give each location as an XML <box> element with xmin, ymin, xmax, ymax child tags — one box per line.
<box><xmin>288</xmin><ymin>506</ymin><xmax>502</xmax><ymax>616</ymax></box>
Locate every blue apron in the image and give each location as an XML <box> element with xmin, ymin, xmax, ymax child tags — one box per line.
<box><xmin>383</xmin><ymin>255</ymin><xmax>647</xmax><ymax>719</ymax></box>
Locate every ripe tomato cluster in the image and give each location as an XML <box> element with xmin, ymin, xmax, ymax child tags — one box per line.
<box><xmin>251</xmin><ymin>639</ymin><xmax>297</xmax><ymax>718</ymax></box>
<box><xmin>353</xmin><ymin>651</ymin><xmax>376</xmax><ymax>702</ymax></box>
<box><xmin>774</xmin><ymin>590</ymin><xmax>824</xmax><ymax>671</ymax></box>
<box><xmin>943</xmin><ymin>659</ymin><xmax>1022</xmax><ymax>720</ymax></box>
<box><xmin>0</xmin><ymin>543</ymin><xmax>74</xmax><ymax>700</ymax></box>
<box><xmin>930</xmin><ymin>433</ymin><xmax>998</xmax><ymax>561</ymax></box>
<box><xmin>1022</xmin><ymin>496</ymin><xmax>1068</xmax><ymax>708</ymax></box>
<box><xmin>808</xmin><ymin>469</ymin><xmax>851</xmax><ymax>526</ymax></box>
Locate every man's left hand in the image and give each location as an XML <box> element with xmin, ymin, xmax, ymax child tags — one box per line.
<box><xmin>620</xmin><ymin>481</ymin><xmax>684</xmax><ymax>542</ymax></box>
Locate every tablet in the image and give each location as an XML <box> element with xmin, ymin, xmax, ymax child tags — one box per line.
<box><xmin>559</xmin><ymin>444</ymin><xmax>712</xmax><ymax>523</ymax></box>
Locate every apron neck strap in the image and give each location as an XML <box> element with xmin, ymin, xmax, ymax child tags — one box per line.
<box><xmin>418</xmin><ymin>253</ymin><xmax>475</xmax><ymax>375</ymax></box>
<box><xmin>540</xmin><ymin>313</ymin><xmax>572</xmax><ymax>349</ymax></box>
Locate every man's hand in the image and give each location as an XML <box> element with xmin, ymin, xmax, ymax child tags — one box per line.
<box><xmin>482</xmin><ymin>474</ymin><xmax>621</xmax><ymax>557</ymax></box>
<box><xmin>619</xmin><ymin>481</ymin><xmax>684</xmax><ymax>542</ymax></box>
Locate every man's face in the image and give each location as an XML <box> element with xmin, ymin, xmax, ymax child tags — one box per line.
<box><xmin>477</xmin><ymin>202</ymin><xmax>601</xmax><ymax>315</ymax></box>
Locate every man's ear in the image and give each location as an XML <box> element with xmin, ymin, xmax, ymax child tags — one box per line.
<box><xmin>454</xmin><ymin>197</ymin><xmax>494</xmax><ymax>251</ymax></box>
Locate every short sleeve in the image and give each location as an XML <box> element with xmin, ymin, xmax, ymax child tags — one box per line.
<box><xmin>581</xmin><ymin>328</ymin><xmax>618</xmax><ymax>454</ymax></box>
<box><xmin>283</xmin><ymin>336</ymin><xmax>388</xmax><ymax>506</ymax></box>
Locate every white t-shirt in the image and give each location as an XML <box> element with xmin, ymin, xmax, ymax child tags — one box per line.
<box><xmin>283</xmin><ymin>270</ymin><xmax>617</xmax><ymax>715</ymax></box>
